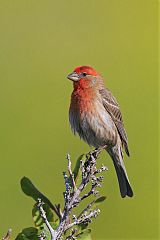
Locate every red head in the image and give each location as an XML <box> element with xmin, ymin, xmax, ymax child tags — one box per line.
<box><xmin>67</xmin><ymin>66</ymin><xmax>103</xmax><ymax>89</ymax></box>
<box><xmin>74</xmin><ymin>66</ymin><xmax>99</xmax><ymax>76</ymax></box>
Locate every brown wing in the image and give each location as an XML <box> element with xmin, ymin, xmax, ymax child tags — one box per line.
<box><xmin>99</xmin><ymin>88</ymin><xmax>130</xmax><ymax>156</ymax></box>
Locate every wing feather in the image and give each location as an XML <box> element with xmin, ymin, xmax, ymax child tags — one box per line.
<box><xmin>99</xmin><ymin>88</ymin><xmax>130</xmax><ymax>156</ymax></box>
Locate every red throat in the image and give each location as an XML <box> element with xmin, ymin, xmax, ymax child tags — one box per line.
<box><xmin>73</xmin><ymin>78</ymin><xmax>90</xmax><ymax>90</ymax></box>
<box><xmin>71</xmin><ymin>81</ymin><xmax>96</xmax><ymax>112</ymax></box>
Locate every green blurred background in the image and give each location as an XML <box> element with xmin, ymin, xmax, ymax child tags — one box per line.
<box><xmin>0</xmin><ymin>0</ymin><xmax>158</xmax><ymax>239</ymax></box>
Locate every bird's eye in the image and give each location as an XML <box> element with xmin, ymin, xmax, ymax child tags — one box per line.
<box><xmin>82</xmin><ymin>72</ymin><xmax>87</xmax><ymax>76</ymax></box>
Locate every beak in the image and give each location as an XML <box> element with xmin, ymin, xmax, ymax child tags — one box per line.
<box><xmin>67</xmin><ymin>72</ymin><xmax>80</xmax><ymax>81</ymax></box>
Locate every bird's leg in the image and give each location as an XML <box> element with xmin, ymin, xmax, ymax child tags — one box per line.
<box><xmin>91</xmin><ymin>145</ymin><xmax>107</xmax><ymax>158</ymax></box>
<box><xmin>97</xmin><ymin>145</ymin><xmax>107</xmax><ymax>152</ymax></box>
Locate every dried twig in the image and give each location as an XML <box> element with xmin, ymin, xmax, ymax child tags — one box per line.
<box><xmin>67</xmin><ymin>154</ymin><xmax>77</xmax><ymax>191</ymax></box>
<box><xmin>37</xmin><ymin>199</ymin><xmax>57</xmax><ymax>240</ymax></box>
<box><xmin>2</xmin><ymin>229</ymin><xmax>12</xmax><ymax>240</ymax></box>
<box><xmin>37</xmin><ymin>148</ymin><xmax>107</xmax><ymax>240</ymax></box>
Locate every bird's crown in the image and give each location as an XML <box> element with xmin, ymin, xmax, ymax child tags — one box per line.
<box><xmin>74</xmin><ymin>66</ymin><xmax>99</xmax><ymax>76</ymax></box>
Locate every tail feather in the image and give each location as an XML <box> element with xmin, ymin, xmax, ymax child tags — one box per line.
<box><xmin>107</xmin><ymin>146</ymin><xmax>133</xmax><ymax>198</ymax></box>
<box><xmin>113</xmin><ymin>161</ymin><xmax>133</xmax><ymax>197</ymax></box>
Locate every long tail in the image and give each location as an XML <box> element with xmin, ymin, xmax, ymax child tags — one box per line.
<box><xmin>107</xmin><ymin>145</ymin><xmax>133</xmax><ymax>198</ymax></box>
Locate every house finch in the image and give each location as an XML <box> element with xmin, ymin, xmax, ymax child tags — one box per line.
<box><xmin>67</xmin><ymin>66</ymin><xmax>133</xmax><ymax>198</ymax></box>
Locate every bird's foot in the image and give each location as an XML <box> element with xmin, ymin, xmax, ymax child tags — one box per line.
<box><xmin>91</xmin><ymin>145</ymin><xmax>107</xmax><ymax>158</ymax></box>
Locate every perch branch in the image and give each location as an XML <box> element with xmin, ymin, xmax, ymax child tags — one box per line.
<box><xmin>37</xmin><ymin>148</ymin><xmax>107</xmax><ymax>239</ymax></box>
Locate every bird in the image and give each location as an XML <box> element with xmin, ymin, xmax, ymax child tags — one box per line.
<box><xmin>67</xmin><ymin>66</ymin><xmax>133</xmax><ymax>198</ymax></box>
